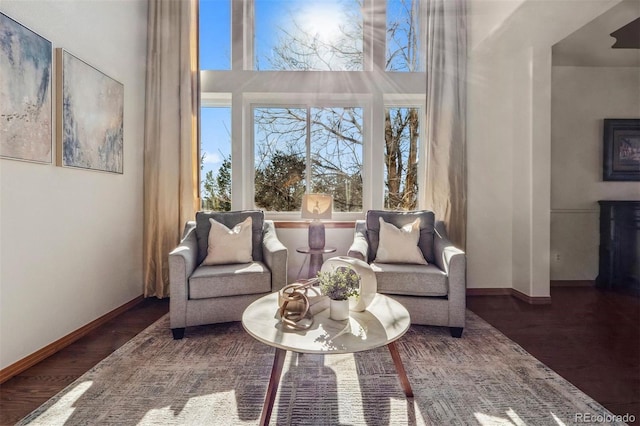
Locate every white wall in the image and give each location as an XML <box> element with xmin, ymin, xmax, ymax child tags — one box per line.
<box><xmin>466</xmin><ymin>0</ymin><xmax>622</xmax><ymax>295</ymax></box>
<box><xmin>277</xmin><ymin>227</ymin><xmax>355</xmax><ymax>282</ymax></box>
<box><xmin>550</xmin><ymin>66</ymin><xmax>640</xmax><ymax>280</ymax></box>
<box><xmin>0</xmin><ymin>1</ymin><xmax>147</xmax><ymax>370</ymax></box>
<box><xmin>468</xmin><ymin>0</ymin><xmax>526</xmax><ymax>51</ymax></box>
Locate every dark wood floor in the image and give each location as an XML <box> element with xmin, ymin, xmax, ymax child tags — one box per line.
<box><xmin>0</xmin><ymin>287</ymin><xmax>638</xmax><ymax>425</ymax></box>
<box><xmin>468</xmin><ymin>286</ymin><xmax>639</xmax><ymax>424</ymax></box>
<box><xmin>0</xmin><ymin>298</ymin><xmax>169</xmax><ymax>426</ymax></box>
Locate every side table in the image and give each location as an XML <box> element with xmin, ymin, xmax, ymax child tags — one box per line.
<box><xmin>296</xmin><ymin>247</ymin><xmax>336</xmax><ymax>279</ymax></box>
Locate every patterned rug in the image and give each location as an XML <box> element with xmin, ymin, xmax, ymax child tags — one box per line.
<box><xmin>18</xmin><ymin>311</ymin><xmax>622</xmax><ymax>425</ymax></box>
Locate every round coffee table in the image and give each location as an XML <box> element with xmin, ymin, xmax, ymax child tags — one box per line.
<box><xmin>242</xmin><ymin>292</ymin><xmax>413</xmax><ymax>426</ymax></box>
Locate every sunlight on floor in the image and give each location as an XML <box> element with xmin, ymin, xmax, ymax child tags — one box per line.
<box><xmin>475</xmin><ymin>409</ymin><xmax>567</xmax><ymax>426</ymax></box>
<box><xmin>28</xmin><ymin>380</ymin><xmax>92</xmax><ymax>425</ymax></box>
<box><xmin>474</xmin><ymin>411</ymin><xmax>520</xmax><ymax>425</ymax></box>
<box><xmin>551</xmin><ymin>412</ymin><xmax>567</xmax><ymax>425</ymax></box>
<box><xmin>390</xmin><ymin>396</ymin><xmax>425</xmax><ymax>425</ymax></box>
<box><xmin>475</xmin><ymin>408</ymin><xmax>528</xmax><ymax>426</ymax></box>
<box><xmin>330</xmin><ymin>354</ymin><xmax>425</xmax><ymax>425</ymax></box>
<box><xmin>334</xmin><ymin>354</ymin><xmax>365</xmax><ymax>422</ymax></box>
<box><xmin>138</xmin><ymin>391</ymin><xmax>240</xmax><ymax>424</ymax></box>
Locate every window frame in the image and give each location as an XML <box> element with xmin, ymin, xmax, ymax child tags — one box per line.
<box><xmin>200</xmin><ymin>95</ymin><xmax>232</xmax><ymax>210</ymax></box>
<box><xmin>252</xmin><ymin>0</ymin><xmax>368</xmax><ymax>72</ymax></box>
<box><xmin>245</xmin><ymin>93</ymin><xmax>372</xmax><ymax>221</ymax></box>
<box><xmin>199</xmin><ymin>0</ymin><xmax>427</xmax><ymax>220</ymax></box>
<box><xmin>385</xmin><ymin>0</ymin><xmax>426</xmax><ymax>72</ymax></box>
<box><xmin>382</xmin><ymin>95</ymin><xmax>427</xmax><ymax>211</ymax></box>
<box><xmin>199</xmin><ymin>0</ymin><xmax>232</xmax><ymax>71</ymax></box>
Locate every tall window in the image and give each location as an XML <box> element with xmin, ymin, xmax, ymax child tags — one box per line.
<box><xmin>199</xmin><ymin>0</ymin><xmax>426</xmax><ymax>216</ymax></box>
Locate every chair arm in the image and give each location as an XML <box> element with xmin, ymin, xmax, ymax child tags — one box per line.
<box><xmin>434</xmin><ymin>221</ymin><xmax>466</xmax><ymax>327</ymax></box>
<box><xmin>169</xmin><ymin>225</ymin><xmax>198</xmax><ymax>329</ymax></box>
<box><xmin>347</xmin><ymin>220</ymin><xmax>369</xmax><ymax>262</ymax></box>
<box><xmin>262</xmin><ymin>220</ymin><xmax>288</xmax><ymax>292</ymax></box>
<box><xmin>181</xmin><ymin>220</ymin><xmax>196</xmax><ymax>239</ymax></box>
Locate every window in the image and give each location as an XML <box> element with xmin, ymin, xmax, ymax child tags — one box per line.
<box><xmin>384</xmin><ymin>107</ymin><xmax>419</xmax><ymax>210</ymax></box>
<box><xmin>200</xmin><ymin>107</ymin><xmax>231</xmax><ymax>210</ymax></box>
<box><xmin>254</xmin><ymin>107</ymin><xmax>307</xmax><ymax>211</ymax></box>
<box><xmin>310</xmin><ymin>107</ymin><xmax>363</xmax><ymax>212</ymax></box>
<box><xmin>199</xmin><ymin>0</ymin><xmax>231</xmax><ymax>70</ymax></box>
<box><xmin>253</xmin><ymin>106</ymin><xmax>363</xmax><ymax>212</ymax></box>
<box><xmin>199</xmin><ymin>0</ymin><xmax>426</xmax><ymax>217</ymax></box>
<box><xmin>254</xmin><ymin>0</ymin><xmax>363</xmax><ymax>71</ymax></box>
<box><xmin>386</xmin><ymin>0</ymin><xmax>422</xmax><ymax>71</ymax></box>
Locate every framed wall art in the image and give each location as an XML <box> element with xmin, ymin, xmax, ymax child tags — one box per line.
<box><xmin>56</xmin><ymin>48</ymin><xmax>124</xmax><ymax>173</ymax></box>
<box><xmin>0</xmin><ymin>12</ymin><xmax>52</xmax><ymax>163</ymax></box>
<box><xmin>603</xmin><ymin>119</ymin><xmax>640</xmax><ymax>181</ymax></box>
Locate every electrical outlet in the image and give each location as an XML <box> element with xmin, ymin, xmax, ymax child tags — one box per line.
<box><xmin>554</xmin><ymin>253</ymin><xmax>561</xmax><ymax>262</ymax></box>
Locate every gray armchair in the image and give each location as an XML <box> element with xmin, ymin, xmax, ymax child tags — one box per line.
<box><xmin>169</xmin><ymin>210</ymin><xmax>288</xmax><ymax>339</ymax></box>
<box><xmin>348</xmin><ymin>210</ymin><xmax>466</xmax><ymax>337</ymax></box>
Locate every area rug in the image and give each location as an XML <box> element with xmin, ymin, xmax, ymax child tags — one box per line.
<box><xmin>18</xmin><ymin>311</ymin><xmax>622</xmax><ymax>425</ymax></box>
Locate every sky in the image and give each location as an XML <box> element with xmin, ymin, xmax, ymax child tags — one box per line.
<box><xmin>200</xmin><ymin>107</ymin><xmax>230</xmax><ymax>182</ymax></box>
<box><xmin>199</xmin><ymin>0</ymin><xmax>231</xmax><ymax>189</ymax></box>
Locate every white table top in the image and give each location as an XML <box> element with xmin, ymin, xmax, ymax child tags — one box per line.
<box><xmin>241</xmin><ymin>292</ymin><xmax>411</xmax><ymax>354</ymax></box>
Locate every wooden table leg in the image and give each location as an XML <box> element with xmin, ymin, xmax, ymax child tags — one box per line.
<box><xmin>260</xmin><ymin>347</ymin><xmax>287</xmax><ymax>426</ymax></box>
<box><xmin>388</xmin><ymin>341</ymin><xmax>413</xmax><ymax>398</ymax></box>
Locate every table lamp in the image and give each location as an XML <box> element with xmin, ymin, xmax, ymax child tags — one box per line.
<box><xmin>301</xmin><ymin>193</ymin><xmax>333</xmax><ymax>250</ymax></box>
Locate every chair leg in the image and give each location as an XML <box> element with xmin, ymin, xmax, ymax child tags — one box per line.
<box><xmin>450</xmin><ymin>327</ymin><xmax>463</xmax><ymax>338</ymax></box>
<box><xmin>172</xmin><ymin>328</ymin><xmax>185</xmax><ymax>340</ymax></box>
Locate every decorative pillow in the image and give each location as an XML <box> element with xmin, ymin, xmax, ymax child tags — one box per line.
<box><xmin>373</xmin><ymin>217</ymin><xmax>427</xmax><ymax>265</ymax></box>
<box><xmin>201</xmin><ymin>217</ymin><xmax>253</xmax><ymax>265</ymax></box>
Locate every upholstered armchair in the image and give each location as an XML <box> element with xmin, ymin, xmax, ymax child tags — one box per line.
<box><xmin>169</xmin><ymin>210</ymin><xmax>288</xmax><ymax>339</ymax></box>
<box><xmin>348</xmin><ymin>210</ymin><xmax>466</xmax><ymax>337</ymax></box>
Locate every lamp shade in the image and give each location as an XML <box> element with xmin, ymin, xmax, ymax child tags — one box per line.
<box><xmin>301</xmin><ymin>193</ymin><xmax>332</xmax><ymax>220</ymax></box>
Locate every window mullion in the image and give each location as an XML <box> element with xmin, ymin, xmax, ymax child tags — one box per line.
<box><xmin>306</xmin><ymin>106</ymin><xmax>311</xmax><ymax>193</ymax></box>
<box><xmin>370</xmin><ymin>93</ymin><xmax>384</xmax><ymax>210</ymax></box>
<box><xmin>232</xmin><ymin>92</ymin><xmax>245</xmax><ymax>210</ymax></box>
<box><xmin>372</xmin><ymin>0</ymin><xmax>386</xmax><ymax>71</ymax></box>
<box><xmin>231</xmin><ymin>0</ymin><xmax>244</xmax><ymax>71</ymax></box>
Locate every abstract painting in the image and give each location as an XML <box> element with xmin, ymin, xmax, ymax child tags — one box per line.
<box><xmin>603</xmin><ymin>119</ymin><xmax>640</xmax><ymax>181</ymax></box>
<box><xmin>0</xmin><ymin>12</ymin><xmax>52</xmax><ymax>163</ymax></box>
<box><xmin>57</xmin><ymin>49</ymin><xmax>123</xmax><ymax>173</ymax></box>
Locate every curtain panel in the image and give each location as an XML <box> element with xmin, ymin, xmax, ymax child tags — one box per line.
<box><xmin>143</xmin><ymin>0</ymin><xmax>199</xmax><ymax>298</ymax></box>
<box><xmin>424</xmin><ymin>0</ymin><xmax>467</xmax><ymax>249</ymax></box>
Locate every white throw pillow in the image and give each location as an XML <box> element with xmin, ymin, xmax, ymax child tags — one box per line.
<box><xmin>374</xmin><ymin>217</ymin><xmax>427</xmax><ymax>265</ymax></box>
<box><xmin>202</xmin><ymin>217</ymin><xmax>253</xmax><ymax>265</ymax></box>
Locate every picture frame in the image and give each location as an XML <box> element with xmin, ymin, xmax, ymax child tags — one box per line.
<box><xmin>603</xmin><ymin>119</ymin><xmax>640</xmax><ymax>181</ymax></box>
<box><xmin>56</xmin><ymin>48</ymin><xmax>124</xmax><ymax>173</ymax></box>
<box><xmin>0</xmin><ymin>12</ymin><xmax>53</xmax><ymax>164</ymax></box>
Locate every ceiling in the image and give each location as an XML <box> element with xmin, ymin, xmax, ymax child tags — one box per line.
<box><xmin>553</xmin><ymin>0</ymin><xmax>640</xmax><ymax>66</ymax></box>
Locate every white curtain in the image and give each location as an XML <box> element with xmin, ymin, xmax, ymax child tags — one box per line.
<box><xmin>143</xmin><ymin>0</ymin><xmax>199</xmax><ymax>298</ymax></box>
<box><xmin>424</xmin><ymin>0</ymin><xmax>467</xmax><ymax>249</ymax></box>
